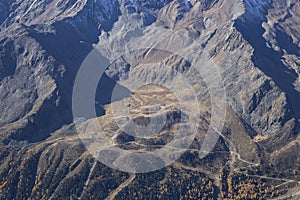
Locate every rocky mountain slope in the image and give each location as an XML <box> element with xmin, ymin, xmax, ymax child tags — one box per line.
<box><xmin>0</xmin><ymin>0</ymin><xmax>299</xmax><ymax>199</ymax></box>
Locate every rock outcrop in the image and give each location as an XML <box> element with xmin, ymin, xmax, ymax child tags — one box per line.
<box><xmin>0</xmin><ymin>0</ymin><xmax>299</xmax><ymax>199</ymax></box>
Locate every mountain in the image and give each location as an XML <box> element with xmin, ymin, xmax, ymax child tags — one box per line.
<box><xmin>0</xmin><ymin>0</ymin><xmax>299</xmax><ymax>199</ymax></box>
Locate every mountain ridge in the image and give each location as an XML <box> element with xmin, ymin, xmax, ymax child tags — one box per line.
<box><xmin>0</xmin><ymin>0</ymin><xmax>300</xmax><ymax>199</ymax></box>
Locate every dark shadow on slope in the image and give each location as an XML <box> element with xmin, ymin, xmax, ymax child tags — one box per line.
<box><xmin>96</xmin><ymin>73</ymin><xmax>132</xmax><ymax>104</ymax></box>
<box><xmin>0</xmin><ymin>39</ymin><xmax>17</xmax><ymax>82</ymax></box>
<box><xmin>0</xmin><ymin>0</ymin><xmax>15</xmax><ymax>25</ymax></box>
<box><xmin>92</xmin><ymin>0</ymin><xmax>121</xmax><ymax>32</ymax></box>
<box><xmin>275</xmin><ymin>28</ymin><xmax>300</xmax><ymax>57</ymax></box>
<box><xmin>11</xmin><ymin>21</ymin><xmax>100</xmax><ymax>142</ymax></box>
<box><xmin>234</xmin><ymin>17</ymin><xmax>300</xmax><ymax>122</ymax></box>
<box><xmin>13</xmin><ymin>19</ymin><xmax>129</xmax><ymax>142</ymax></box>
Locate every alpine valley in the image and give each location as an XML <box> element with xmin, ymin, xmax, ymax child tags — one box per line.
<box><xmin>0</xmin><ymin>0</ymin><xmax>300</xmax><ymax>199</ymax></box>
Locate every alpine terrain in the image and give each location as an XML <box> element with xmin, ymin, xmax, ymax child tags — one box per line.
<box><xmin>0</xmin><ymin>0</ymin><xmax>300</xmax><ymax>199</ymax></box>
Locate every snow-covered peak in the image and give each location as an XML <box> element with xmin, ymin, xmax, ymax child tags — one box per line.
<box><xmin>1</xmin><ymin>0</ymin><xmax>120</xmax><ymax>29</ymax></box>
<box><xmin>125</xmin><ymin>0</ymin><xmax>172</xmax><ymax>11</ymax></box>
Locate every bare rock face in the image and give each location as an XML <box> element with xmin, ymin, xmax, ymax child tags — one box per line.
<box><xmin>0</xmin><ymin>0</ymin><xmax>300</xmax><ymax>199</ymax></box>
